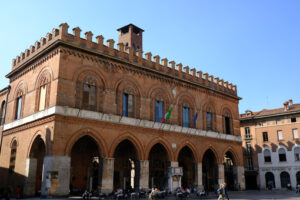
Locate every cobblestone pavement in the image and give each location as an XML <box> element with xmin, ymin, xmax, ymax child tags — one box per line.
<box><xmin>7</xmin><ymin>190</ymin><xmax>300</xmax><ymax>200</ymax></box>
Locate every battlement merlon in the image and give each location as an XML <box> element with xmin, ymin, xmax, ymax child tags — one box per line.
<box><xmin>8</xmin><ymin>23</ymin><xmax>239</xmax><ymax>99</ymax></box>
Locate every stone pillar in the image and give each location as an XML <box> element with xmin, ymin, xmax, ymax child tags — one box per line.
<box><xmin>139</xmin><ymin>160</ymin><xmax>149</xmax><ymax>189</ymax></box>
<box><xmin>41</xmin><ymin>156</ymin><xmax>70</xmax><ymax>196</ymax></box>
<box><xmin>102</xmin><ymin>158</ymin><xmax>114</xmax><ymax>194</ymax></box>
<box><xmin>24</xmin><ymin>158</ymin><xmax>37</xmax><ymax>196</ymax></box>
<box><xmin>274</xmin><ymin>170</ymin><xmax>281</xmax><ymax>189</ymax></box>
<box><xmin>168</xmin><ymin>162</ymin><xmax>183</xmax><ymax>192</ymax></box>
<box><xmin>237</xmin><ymin>166</ymin><xmax>245</xmax><ymax>190</ymax></box>
<box><xmin>218</xmin><ymin>164</ymin><xmax>224</xmax><ymax>185</ymax></box>
<box><xmin>196</xmin><ymin>163</ymin><xmax>203</xmax><ymax>189</ymax></box>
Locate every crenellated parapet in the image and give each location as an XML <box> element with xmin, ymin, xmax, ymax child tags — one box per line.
<box><xmin>10</xmin><ymin>23</ymin><xmax>238</xmax><ymax>97</ymax></box>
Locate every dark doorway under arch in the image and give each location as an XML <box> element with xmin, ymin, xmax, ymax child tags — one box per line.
<box><xmin>223</xmin><ymin>151</ymin><xmax>237</xmax><ymax>190</ymax></box>
<box><xmin>265</xmin><ymin>172</ymin><xmax>275</xmax><ymax>189</ymax></box>
<box><xmin>113</xmin><ymin>140</ymin><xmax>139</xmax><ymax>191</ymax></box>
<box><xmin>178</xmin><ymin>146</ymin><xmax>196</xmax><ymax>188</ymax></box>
<box><xmin>29</xmin><ymin>136</ymin><xmax>46</xmax><ymax>196</ymax></box>
<box><xmin>70</xmin><ymin>136</ymin><xmax>101</xmax><ymax>193</ymax></box>
<box><xmin>297</xmin><ymin>171</ymin><xmax>300</xmax><ymax>185</ymax></box>
<box><xmin>202</xmin><ymin>149</ymin><xmax>218</xmax><ymax>191</ymax></box>
<box><xmin>149</xmin><ymin>143</ymin><xmax>169</xmax><ymax>189</ymax></box>
<box><xmin>280</xmin><ymin>171</ymin><xmax>291</xmax><ymax>188</ymax></box>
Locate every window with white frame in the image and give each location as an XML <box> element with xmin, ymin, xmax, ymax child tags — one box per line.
<box><xmin>264</xmin><ymin>149</ymin><xmax>271</xmax><ymax>162</ymax></box>
<box><xmin>294</xmin><ymin>147</ymin><xmax>300</xmax><ymax>161</ymax></box>
<box><xmin>247</xmin><ymin>157</ymin><xmax>253</xmax><ymax>170</ymax></box>
<box><xmin>277</xmin><ymin>130</ymin><xmax>283</xmax><ymax>141</ymax></box>
<box><xmin>293</xmin><ymin>128</ymin><xmax>299</xmax><ymax>139</ymax></box>
<box><xmin>278</xmin><ymin>148</ymin><xmax>287</xmax><ymax>162</ymax></box>
<box><xmin>245</xmin><ymin>127</ymin><xmax>251</xmax><ymax>138</ymax></box>
<box><xmin>263</xmin><ymin>132</ymin><xmax>269</xmax><ymax>142</ymax></box>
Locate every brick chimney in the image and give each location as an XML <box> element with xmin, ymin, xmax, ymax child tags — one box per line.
<box><xmin>117</xmin><ymin>24</ymin><xmax>144</xmax><ymax>52</ymax></box>
<box><xmin>289</xmin><ymin>99</ymin><xmax>293</xmax><ymax>105</ymax></box>
<box><xmin>284</xmin><ymin>101</ymin><xmax>289</xmax><ymax>111</ymax></box>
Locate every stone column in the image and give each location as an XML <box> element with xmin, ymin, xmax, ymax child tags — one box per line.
<box><xmin>24</xmin><ymin>158</ymin><xmax>37</xmax><ymax>196</ymax></box>
<box><xmin>218</xmin><ymin>164</ymin><xmax>224</xmax><ymax>185</ymax></box>
<box><xmin>139</xmin><ymin>160</ymin><xmax>149</xmax><ymax>189</ymax></box>
<box><xmin>168</xmin><ymin>161</ymin><xmax>183</xmax><ymax>192</ymax></box>
<box><xmin>41</xmin><ymin>156</ymin><xmax>71</xmax><ymax>196</ymax></box>
<box><xmin>196</xmin><ymin>163</ymin><xmax>203</xmax><ymax>189</ymax></box>
<box><xmin>102</xmin><ymin>158</ymin><xmax>114</xmax><ymax>194</ymax></box>
<box><xmin>274</xmin><ymin>170</ymin><xmax>281</xmax><ymax>189</ymax></box>
<box><xmin>237</xmin><ymin>166</ymin><xmax>245</xmax><ymax>190</ymax></box>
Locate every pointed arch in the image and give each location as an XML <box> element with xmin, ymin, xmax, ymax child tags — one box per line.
<box><xmin>13</xmin><ymin>80</ymin><xmax>27</xmax><ymax>120</ymax></box>
<box><xmin>145</xmin><ymin>137</ymin><xmax>173</xmax><ymax>161</ymax></box>
<box><xmin>220</xmin><ymin>104</ymin><xmax>234</xmax><ymax>135</ymax></box>
<box><xmin>114</xmin><ymin>77</ymin><xmax>142</xmax><ymax>118</ymax></box>
<box><xmin>13</xmin><ymin>80</ymin><xmax>28</xmax><ymax>98</ymax></box>
<box><xmin>64</xmin><ymin>128</ymin><xmax>108</xmax><ymax>158</ymax></box>
<box><xmin>148</xmin><ymin>86</ymin><xmax>173</xmax><ymax>122</ymax></box>
<box><xmin>73</xmin><ymin>67</ymin><xmax>107</xmax><ymax>111</ymax></box>
<box><xmin>200</xmin><ymin>145</ymin><xmax>220</xmax><ymax>164</ymax></box>
<box><xmin>175</xmin><ymin>141</ymin><xmax>199</xmax><ymax>162</ymax></box>
<box><xmin>109</xmin><ymin>132</ymin><xmax>144</xmax><ymax>160</ymax></box>
<box><xmin>35</xmin><ymin>67</ymin><xmax>52</xmax><ymax>111</ymax></box>
<box><xmin>34</xmin><ymin>66</ymin><xmax>53</xmax><ymax>88</ymax></box>
<box><xmin>176</xmin><ymin>92</ymin><xmax>197</xmax><ymax>127</ymax></box>
<box><xmin>26</xmin><ymin>131</ymin><xmax>45</xmax><ymax>157</ymax></box>
<box><xmin>222</xmin><ymin>146</ymin><xmax>240</xmax><ymax>165</ymax></box>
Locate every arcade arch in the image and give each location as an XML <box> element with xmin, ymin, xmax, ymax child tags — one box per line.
<box><xmin>202</xmin><ymin>149</ymin><xmax>218</xmax><ymax>191</ymax></box>
<box><xmin>28</xmin><ymin>135</ymin><xmax>46</xmax><ymax>196</ymax></box>
<box><xmin>70</xmin><ymin>135</ymin><xmax>101</xmax><ymax>193</ymax></box>
<box><xmin>177</xmin><ymin>146</ymin><xmax>196</xmax><ymax>188</ymax></box>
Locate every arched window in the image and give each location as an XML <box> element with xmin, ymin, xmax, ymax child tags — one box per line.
<box><xmin>82</xmin><ymin>77</ymin><xmax>97</xmax><ymax>110</ymax></box>
<box><xmin>15</xmin><ymin>91</ymin><xmax>24</xmax><ymax>120</ymax></box>
<box><xmin>38</xmin><ymin>85</ymin><xmax>47</xmax><ymax>111</ymax></box>
<box><xmin>205</xmin><ymin>107</ymin><xmax>213</xmax><ymax>131</ymax></box>
<box><xmin>9</xmin><ymin>140</ymin><xmax>18</xmax><ymax>174</ymax></box>
<box><xmin>178</xmin><ymin>97</ymin><xmax>195</xmax><ymax>128</ymax></box>
<box><xmin>224</xmin><ymin>111</ymin><xmax>232</xmax><ymax>134</ymax></box>
<box><xmin>278</xmin><ymin>148</ymin><xmax>287</xmax><ymax>162</ymax></box>
<box><xmin>150</xmin><ymin>88</ymin><xmax>169</xmax><ymax>123</ymax></box>
<box><xmin>36</xmin><ymin>71</ymin><xmax>51</xmax><ymax>111</ymax></box>
<box><xmin>264</xmin><ymin>149</ymin><xmax>271</xmax><ymax>162</ymax></box>
<box><xmin>116</xmin><ymin>80</ymin><xmax>140</xmax><ymax>118</ymax></box>
<box><xmin>0</xmin><ymin>100</ymin><xmax>6</xmax><ymax>124</ymax></box>
<box><xmin>182</xmin><ymin>107</ymin><xmax>190</xmax><ymax>127</ymax></box>
<box><xmin>294</xmin><ymin>147</ymin><xmax>300</xmax><ymax>161</ymax></box>
<box><xmin>155</xmin><ymin>96</ymin><xmax>164</xmax><ymax>122</ymax></box>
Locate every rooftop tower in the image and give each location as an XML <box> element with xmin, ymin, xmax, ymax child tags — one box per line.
<box><xmin>117</xmin><ymin>24</ymin><xmax>144</xmax><ymax>52</ymax></box>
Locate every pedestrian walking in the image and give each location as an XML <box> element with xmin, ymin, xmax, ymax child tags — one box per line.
<box><xmin>223</xmin><ymin>182</ymin><xmax>229</xmax><ymax>200</ymax></box>
<box><xmin>217</xmin><ymin>184</ymin><xmax>225</xmax><ymax>200</ymax></box>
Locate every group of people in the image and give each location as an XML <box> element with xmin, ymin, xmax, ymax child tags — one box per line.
<box><xmin>217</xmin><ymin>182</ymin><xmax>229</xmax><ymax>200</ymax></box>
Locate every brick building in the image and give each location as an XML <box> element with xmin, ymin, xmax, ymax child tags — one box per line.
<box><xmin>0</xmin><ymin>23</ymin><xmax>244</xmax><ymax>196</ymax></box>
<box><xmin>240</xmin><ymin>100</ymin><xmax>300</xmax><ymax>190</ymax></box>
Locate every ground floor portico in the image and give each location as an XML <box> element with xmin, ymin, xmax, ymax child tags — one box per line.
<box><xmin>0</xmin><ymin>108</ymin><xmax>245</xmax><ymax>196</ymax></box>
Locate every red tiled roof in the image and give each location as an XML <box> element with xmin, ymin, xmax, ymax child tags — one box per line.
<box><xmin>240</xmin><ymin>103</ymin><xmax>300</xmax><ymax>119</ymax></box>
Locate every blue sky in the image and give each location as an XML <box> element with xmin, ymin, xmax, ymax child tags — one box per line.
<box><xmin>0</xmin><ymin>0</ymin><xmax>299</xmax><ymax>113</ymax></box>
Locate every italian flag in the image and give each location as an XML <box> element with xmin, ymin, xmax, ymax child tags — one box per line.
<box><xmin>161</xmin><ymin>107</ymin><xmax>173</xmax><ymax>123</ymax></box>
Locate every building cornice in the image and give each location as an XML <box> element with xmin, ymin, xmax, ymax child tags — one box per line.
<box><xmin>3</xmin><ymin>106</ymin><xmax>242</xmax><ymax>142</ymax></box>
<box><xmin>240</xmin><ymin>110</ymin><xmax>300</xmax><ymax>121</ymax></box>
